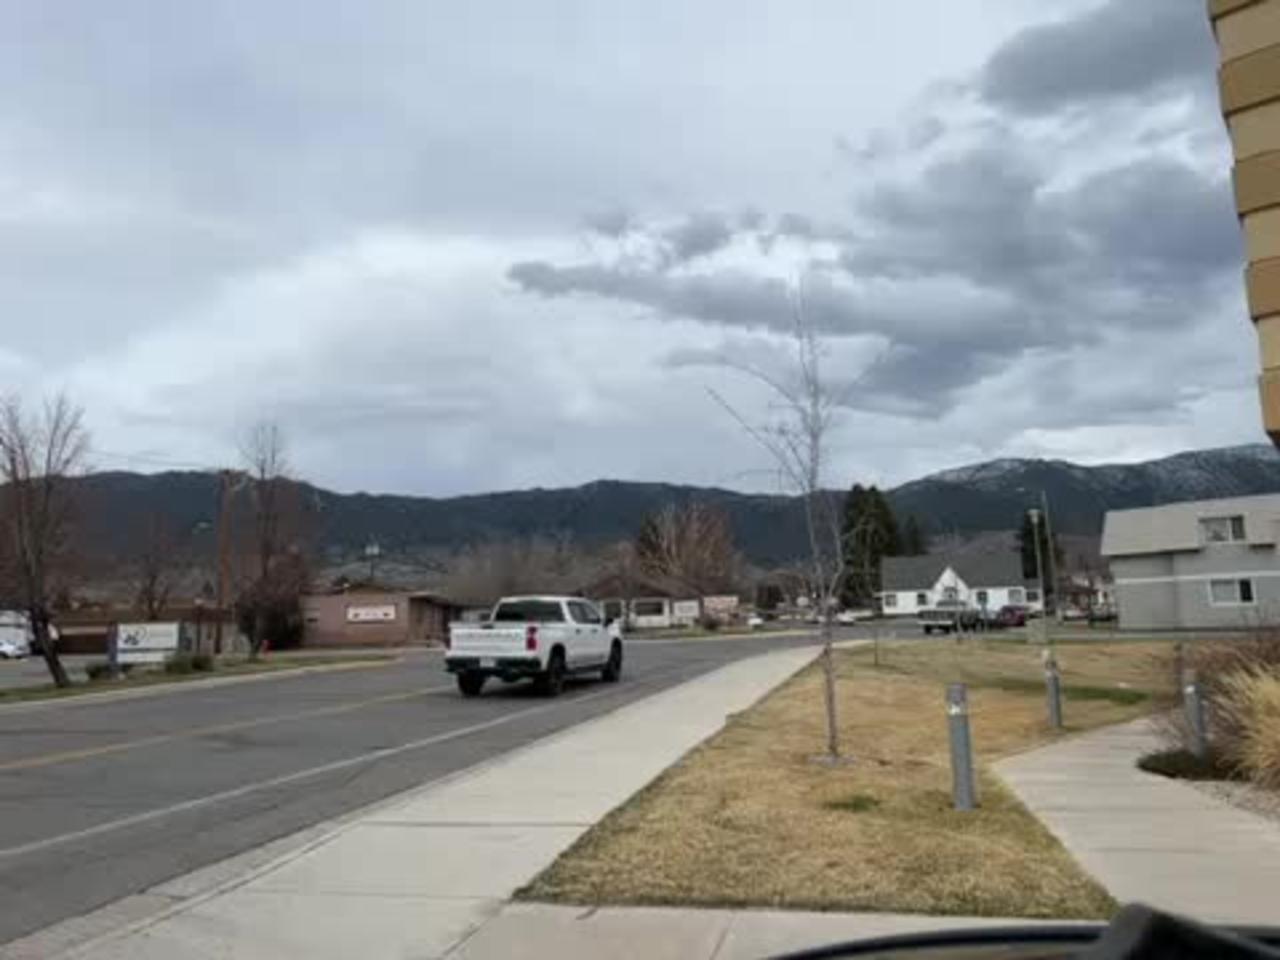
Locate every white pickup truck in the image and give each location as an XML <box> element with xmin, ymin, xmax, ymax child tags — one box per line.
<box><xmin>445</xmin><ymin>596</ymin><xmax>623</xmax><ymax>697</ymax></box>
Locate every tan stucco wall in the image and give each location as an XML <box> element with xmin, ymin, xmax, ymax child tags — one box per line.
<box><xmin>1211</xmin><ymin>0</ymin><xmax>1280</xmax><ymax>443</ymax></box>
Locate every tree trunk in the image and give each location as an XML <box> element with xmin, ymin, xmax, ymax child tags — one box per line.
<box><xmin>33</xmin><ymin>615</ymin><xmax>71</xmax><ymax>688</ymax></box>
<box><xmin>821</xmin><ymin>615</ymin><xmax>839</xmax><ymax>760</ymax></box>
<box><xmin>250</xmin><ymin>608</ymin><xmax>264</xmax><ymax>660</ymax></box>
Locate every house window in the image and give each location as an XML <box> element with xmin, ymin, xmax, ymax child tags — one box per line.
<box><xmin>943</xmin><ymin>587</ymin><xmax>958</xmax><ymax>601</ymax></box>
<box><xmin>976</xmin><ymin>590</ymin><xmax>989</xmax><ymax>607</ymax></box>
<box><xmin>1027</xmin><ymin>589</ymin><xmax>1041</xmax><ymax>603</ymax></box>
<box><xmin>632</xmin><ymin>599</ymin><xmax>666</xmax><ymax>617</ymax></box>
<box><xmin>1200</xmin><ymin>515</ymin><xmax>1246</xmax><ymax>544</ymax></box>
<box><xmin>916</xmin><ymin>592</ymin><xmax>928</xmax><ymax>606</ymax></box>
<box><xmin>883</xmin><ymin>594</ymin><xmax>898</xmax><ymax>609</ymax></box>
<box><xmin>1209</xmin><ymin>579</ymin><xmax>1256</xmax><ymax>605</ymax></box>
<box><xmin>1008</xmin><ymin>588</ymin><xmax>1025</xmax><ymax>604</ymax></box>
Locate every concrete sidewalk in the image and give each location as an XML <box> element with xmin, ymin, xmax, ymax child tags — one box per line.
<box><xmin>997</xmin><ymin>718</ymin><xmax>1280</xmax><ymax>925</ymax></box>
<box><xmin>53</xmin><ymin>645</ymin><xmax>820</xmax><ymax>959</ymax></box>
<box><xmin>453</xmin><ymin>903</ymin><xmax>1075</xmax><ymax>960</ymax></box>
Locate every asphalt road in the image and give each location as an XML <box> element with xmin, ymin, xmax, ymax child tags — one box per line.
<box><xmin>0</xmin><ymin>632</ymin><xmax>830</xmax><ymax>945</ymax></box>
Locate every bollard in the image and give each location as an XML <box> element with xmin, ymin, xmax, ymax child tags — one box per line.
<box><xmin>946</xmin><ymin>683</ymin><xmax>977</xmax><ymax>811</ymax></box>
<box><xmin>1044</xmin><ymin>651</ymin><xmax>1063</xmax><ymax>730</ymax></box>
<box><xmin>1184</xmin><ymin>670</ymin><xmax>1209</xmax><ymax>760</ymax></box>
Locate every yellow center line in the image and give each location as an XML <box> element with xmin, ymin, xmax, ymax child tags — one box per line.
<box><xmin>0</xmin><ymin>684</ymin><xmax>454</xmax><ymax>774</ymax></box>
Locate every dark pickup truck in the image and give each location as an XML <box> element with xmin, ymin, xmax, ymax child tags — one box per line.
<box><xmin>917</xmin><ymin>601</ymin><xmax>983</xmax><ymax>635</ymax></box>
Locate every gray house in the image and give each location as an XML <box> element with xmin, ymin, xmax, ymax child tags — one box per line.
<box><xmin>1101</xmin><ymin>493</ymin><xmax>1280</xmax><ymax>630</ymax></box>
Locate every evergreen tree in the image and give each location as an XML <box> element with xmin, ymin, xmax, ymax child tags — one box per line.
<box><xmin>840</xmin><ymin>484</ymin><xmax>902</xmax><ymax>605</ymax></box>
<box><xmin>902</xmin><ymin>515</ymin><xmax>927</xmax><ymax>556</ymax></box>
<box><xmin>1017</xmin><ymin>510</ymin><xmax>1061</xmax><ymax>602</ymax></box>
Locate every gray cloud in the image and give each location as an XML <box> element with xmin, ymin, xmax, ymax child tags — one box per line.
<box><xmin>583</xmin><ymin>208</ymin><xmax>634</xmax><ymax>238</ymax></box>
<box><xmin>512</xmin><ymin>132</ymin><xmax>1240</xmax><ymax>419</ymax></box>
<box><xmin>978</xmin><ymin>0</ymin><xmax>1216</xmax><ymax>114</ymax></box>
<box><xmin>661</xmin><ymin>212</ymin><xmax>734</xmax><ymax>264</ymax></box>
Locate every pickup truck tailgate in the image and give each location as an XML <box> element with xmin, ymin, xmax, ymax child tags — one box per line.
<box><xmin>448</xmin><ymin>625</ymin><xmax>528</xmax><ymax>658</ymax></box>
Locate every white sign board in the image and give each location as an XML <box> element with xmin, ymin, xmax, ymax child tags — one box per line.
<box><xmin>115</xmin><ymin>622</ymin><xmax>182</xmax><ymax>665</ymax></box>
<box><xmin>703</xmin><ymin>595</ymin><xmax>740</xmax><ymax>619</ymax></box>
<box><xmin>347</xmin><ymin>604</ymin><xmax>397</xmax><ymax>623</ymax></box>
<box><xmin>672</xmin><ymin>599</ymin><xmax>701</xmax><ymax>624</ymax></box>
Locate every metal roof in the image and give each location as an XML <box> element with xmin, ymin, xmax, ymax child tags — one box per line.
<box><xmin>1101</xmin><ymin>493</ymin><xmax>1280</xmax><ymax>557</ymax></box>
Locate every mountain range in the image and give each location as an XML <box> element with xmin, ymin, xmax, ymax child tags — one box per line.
<box><xmin>73</xmin><ymin>444</ymin><xmax>1280</xmax><ymax>571</ymax></box>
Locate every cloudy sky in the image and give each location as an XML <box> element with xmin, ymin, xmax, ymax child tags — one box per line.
<box><xmin>0</xmin><ymin>0</ymin><xmax>1262</xmax><ymax>495</ymax></box>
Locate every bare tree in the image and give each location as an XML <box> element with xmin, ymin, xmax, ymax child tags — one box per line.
<box><xmin>710</xmin><ymin>290</ymin><xmax>854</xmax><ymax>761</ymax></box>
<box><xmin>235</xmin><ymin>421</ymin><xmax>309</xmax><ymax>656</ymax></box>
<box><xmin>133</xmin><ymin>513</ymin><xmax>181</xmax><ymax>621</ymax></box>
<box><xmin>443</xmin><ymin>536</ymin><xmax>596</xmax><ymax>607</ymax></box>
<box><xmin>635</xmin><ymin>501</ymin><xmax>739</xmax><ymax>595</ymax></box>
<box><xmin>0</xmin><ymin>394</ymin><xmax>89</xmax><ymax>687</ymax></box>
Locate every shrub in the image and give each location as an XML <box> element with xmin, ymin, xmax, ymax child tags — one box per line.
<box><xmin>1157</xmin><ymin>629</ymin><xmax>1280</xmax><ymax>759</ymax></box>
<box><xmin>164</xmin><ymin>651</ymin><xmax>196</xmax><ymax>674</ymax></box>
<box><xmin>1217</xmin><ymin>669</ymin><xmax>1280</xmax><ymax>788</ymax></box>
<box><xmin>85</xmin><ymin>661</ymin><xmax>115</xmax><ymax>682</ymax></box>
<box><xmin>191</xmin><ymin>652</ymin><xmax>216</xmax><ymax>672</ymax></box>
<box><xmin>698</xmin><ymin>614</ymin><xmax>721</xmax><ymax>632</ymax></box>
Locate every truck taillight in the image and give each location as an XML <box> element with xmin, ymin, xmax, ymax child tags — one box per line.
<box><xmin>525</xmin><ymin>625</ymin><xmax>538</xmax><ymax>651</ymax></box>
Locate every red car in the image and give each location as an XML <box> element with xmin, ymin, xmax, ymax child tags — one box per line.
<box><xmin>997</xmin><ymin>605</ymin><xmax>1028</xmax><ymax>627</ymax></box>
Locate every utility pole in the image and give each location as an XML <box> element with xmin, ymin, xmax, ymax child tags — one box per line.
<box><xmin>1040</xmin><ymin>490</ymin><xmax>1060</xmax><ymax>621</ymax></box>
<box><xmin>214</xmin><ymin>470</ymin><xmax>236</xmax><ymax>655</ymax></box>
<box><xmin>365</xmin><ymin>540</ymin><xmax>382</xmax><ymax>585</ymax></box>
<box><xmin>1029</xmin><ymin>507</ymin><xmax>1049</xmax><ymax>647</ymax></box>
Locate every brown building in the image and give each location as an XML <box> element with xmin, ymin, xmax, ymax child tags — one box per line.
<box><xmin>1210</xmin><ymin>0</ymin><xmax>1280</xmax><ymax>442</ymax></box>
<box><xmin>301</xmin><ymin>588</ymin><xmax>458</xmax><ymax>648</ymax></box>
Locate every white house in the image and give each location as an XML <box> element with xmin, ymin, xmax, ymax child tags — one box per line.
<box><xmin>879</xmin><ymin>553</ymin><xmax>1042</xmax><ymax>617</ymax></box>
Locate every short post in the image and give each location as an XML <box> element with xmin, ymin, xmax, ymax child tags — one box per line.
<box><xmin>1184</xmin><ymin>670</ymin><xmax>1209</xmax><ymax>760</ymax></box>
<box><xmin>1044</xmin><ymin>650</ymin><xmax>1063</xmax><ymax>730</ymax></box>
<box><xmin>946</xmin><ymin>683</ymin><xmax>977</xmax><ymax>811</ymax></box>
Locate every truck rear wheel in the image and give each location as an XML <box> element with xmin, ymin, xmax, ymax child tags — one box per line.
<box><xmin>536</xmin><ymin>649</ymin><xmax>566</xmax><ymax>697</ymax></box>
<box><xmin>601</xmin><ymin>641</ymin><xmax>623</xmax><ymax>683</ymax></box>
<box><xmin>457</xmin><ymin>672</ymin><xmax>485</xmax><ymax>697</ymax></box>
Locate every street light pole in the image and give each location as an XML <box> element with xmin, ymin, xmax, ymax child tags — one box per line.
<box><xmin>1029</xmin><ymin>508</ymin><xmax>1048</xmax><ymax>647</ymax></box>
<box><xmin>1040</xmin><ymin>490</ymin><xmax>1060</xmax><ymax>622</ymax></box>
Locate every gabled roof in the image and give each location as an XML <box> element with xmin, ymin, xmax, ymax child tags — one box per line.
<box><xmin>881</xmin><ymin>551</ymin><xmax>1031</xmax><ymax>591</ymax></box>
<box><xmin>1101</xmin><ymin>493</ymin><xmax>1280</xmax><ymax>557</ymax></box>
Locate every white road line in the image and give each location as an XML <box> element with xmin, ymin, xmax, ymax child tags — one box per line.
<box><xmin>0</xmin><ymin>685</ymin><xmax>617</xmax><ymax>862</ymax></box>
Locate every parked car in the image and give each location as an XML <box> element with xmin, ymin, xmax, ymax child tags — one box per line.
<box><xmin>1061</xmin><ymin>605</ymin><xmax>1089</xmax><ymax>622</ymax></box>
<box><xmin>1088</xmin><ymin>607</ymin><xmax>1118</xmax><ymax>625</ymax></box>
<box><xmin>918</xmin><ymin>602</ymin><xmax>980</xmax><ymax>635</ymax></box>
<box><xmin>0</xmin><ymin>619</ymin><xmax>31</xmax><ymax>659</ymax></box>
<box><xmin>996</xmin><ymin>605</ymin><xmax>1029</xmax><ymax>628</ymax></box>
<box><xmin>445</xmin><ymin>596</ymin><xmax>622</xmax><ymax>697</ymax></box>
<box><xmin>835</xmin><ymin>609</ymin><xmax>873</xmax><ymax>624</ymax></box>
<box><xmin>747</xmin><ymin>613</ymin><xmax>765</xmax><ymax>630</ymax></box>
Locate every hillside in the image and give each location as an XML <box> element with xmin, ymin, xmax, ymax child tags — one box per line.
<box><xmin>891</xmin><ymin>444</ymin><xmax>1280</xmax><ymax>536</ymax></box>
<box><xmin>71</xmin><ymin>444</ymin><xmax>1280</xmax><ymax>570</ymax></box>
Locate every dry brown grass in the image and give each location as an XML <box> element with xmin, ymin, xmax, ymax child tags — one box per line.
<box><xmin>523</xmin><ymin>638</ymin><xmax>1170</xmax><ymax>919</ymax></box>
<box><xmin>1218</xmin><ymin>669</ymin><xmax>1280</xmax><ymax>788</ymax></box>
